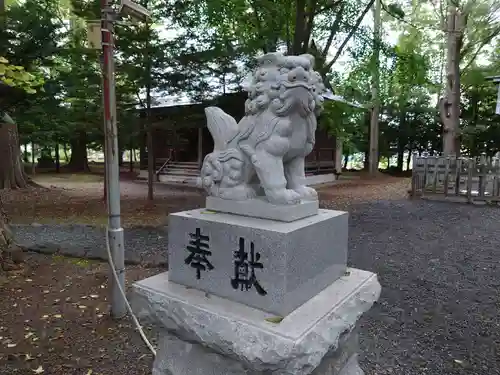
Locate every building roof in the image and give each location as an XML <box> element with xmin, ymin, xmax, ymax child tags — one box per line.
<box><xmin>322</xmin><ymin>90</ymin><xmax>366</xmax><ymax>109</ymax></box>
<box><xmin>141</xmin><ymin>90</ymin><xmax>366</xmax><ymax>116</ymax></box>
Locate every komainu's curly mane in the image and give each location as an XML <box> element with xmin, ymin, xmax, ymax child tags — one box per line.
<box><xmin>243</xmin><ymin>53</ymin><xmax>325</xmax><ymax>118</ymax></box>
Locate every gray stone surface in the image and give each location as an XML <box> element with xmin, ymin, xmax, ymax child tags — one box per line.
<box><xmin>205</xmin><ymin>196</ymin><xmax>319</xmax><ymax>221</ymax></box>
<box><xmin>167</xmin><ymin>208</ymin><xmax>348</xmax><ymax>315</ymax></box>
<box><xmin>152</xmin><ymin>332</ymin><xmax>363</xmax><ymax>375</ymax></box>
<box><xmin>311</xmin><ymin>330</ymin><xmax>359</xmax><ymax>375</ymax></box>
<box><xmin>132</xmin><ymin>268</ymin><xmax>380</xmax><ymax>375</ymax></box>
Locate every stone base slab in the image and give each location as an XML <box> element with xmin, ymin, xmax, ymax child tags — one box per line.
<box><xmin>205</xmin><ymin>196</ymin><xmax>319</xmax><ymax>222</ymax></box>
<box><xmin>132</xmin><ymin>268</ymin><xmax>381</xmax><ymax>375</ymax></box>
<box><xmin>168</xmin><ymin>208</ymin><xmax>348</xmax><ymax>316</ymax></box>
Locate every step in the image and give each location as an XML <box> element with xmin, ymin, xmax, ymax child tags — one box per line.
<box><xmin>159</xmin><ymin>175</ymin><xmax>199</xmax><ymax>184</ymax></box>
<box><xmin>167</xmin><ymin>164</ymin><xmax>200</xmax><ymax>170</ymax></box>
<box><xmin>163</xmin><ymin>171</ymin><xmax>200</xmax><ymax>177</ymax></box>
<box><xmin>170</xmin><ymin>162</ymin><xmax>200</xmax><ymax>167</ymax></box>
<box><xmin>154</xmin><ymin>161</ymin><xmax>199</xmax><ymax>167</ymax></box>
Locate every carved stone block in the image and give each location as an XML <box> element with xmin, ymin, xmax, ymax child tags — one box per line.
<box><xmin>167</xmin><ymin>208</ymin><xmax>348</xmax><ymax>316</ymax></box>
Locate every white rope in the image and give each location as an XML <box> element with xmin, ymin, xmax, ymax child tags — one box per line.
<box><xmin>105</xmin><ymin>227</ymin><xmax>157</xmax><ymax>356</ymax></box>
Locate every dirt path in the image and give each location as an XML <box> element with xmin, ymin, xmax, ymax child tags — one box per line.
<box><xmin>32</xmin><ymin>174</ymin><xmax>199</xmax><ymax>199</ymax></box>
<box><xmin>0</xmin><ymin>253</ymin><xmax>159</xmax><ymax>375</ymax></box>
<box><xmin>318</xmin><ymin>176</ymin><xmax>410</xmax><ymax>210</ymax></box>
<box><xmin>2</xmin><ymin>174</ymin><xmax>410</xmax><ymax>226</ymax></box>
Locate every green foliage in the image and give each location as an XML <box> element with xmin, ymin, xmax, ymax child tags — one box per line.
<box><xmin>1</xmin><ymin>0</ymin><xmax>499</xmax><ymax>172</ymax></box>
<box><xmin>0</xmin><ymin>57</ymin><xmax>43</xmax><ymax>93</ymax></box>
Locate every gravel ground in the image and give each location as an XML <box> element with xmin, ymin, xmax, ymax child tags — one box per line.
<box><xmin>349</xmin><ymin>200</ymin><xmax>500</xmax><ymax>375</ymax></box>
<box><xmin>11</xmin><ymin>224</ymin><xmax>168</xmax><ymax>266</ymax></box>
<box><xmin>10</xmin><ymin>198</ymin><xmax>500</xmax><ymax>374</ymax></box>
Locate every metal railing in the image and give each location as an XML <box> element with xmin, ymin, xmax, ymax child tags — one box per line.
<box><xmin>154</xmin><ymin>149</ymin><xmax>175</xmax><ymax>180</ymax></box>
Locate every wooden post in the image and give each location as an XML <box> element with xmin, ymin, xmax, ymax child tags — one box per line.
<box><xmin>410</xmin><ymin>151</ymin><xmax>418</xmax><ymax>197</ymax></box>
<box><xmin>335</xmin><ymin>137</ymin><xmax>343</xmax><ymax>174</ymax></box>
<box><xmin>466</xmin><ymin>158</ymin><xmax>474</xmax><ymax>203</ymax></box>
<box><xmin>478</xmin><ymin>152</ymin><xmax>486</xmax><ymax>197</ymax></box>
<box><xmin>431</xmin><ymin>156</ymin><xmax>439</xmax><ymax>194</ymax></box>
<box><xmin>316</xmin><ymin>149</ymin><xmax>320</xmax><ymax>174</ymax></box>
<box><xmin>197</xmin><ymin>127</ymin><xmax>203</xmax><ymax>169</ymax></box>
<box><xmin>454</xmin><ymin>157</ymin><xmax>461</xmax><ymax>196</ymax></box>
<box><xmin>493</xmin><ymin>157</ymin><xmax>500</xmax><ymax>200</ymax></box>
<box><xmin>443</xmin><ymin>156</ymin><xmax>450</xmax><ymax>196</ymax></box>
<box><xmin>421</xmin><ymin>151</ymin><xmax>429</xmax><ymax>197</ymax></box>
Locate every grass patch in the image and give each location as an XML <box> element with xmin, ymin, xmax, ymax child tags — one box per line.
<box><xmin>51</xmin><ymin>254</ymin><xmax>100</xmax><ymax>267</ymax></box>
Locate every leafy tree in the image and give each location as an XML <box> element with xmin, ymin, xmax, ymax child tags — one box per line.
<box><xmin>0</xmin><ymin>56</ymin><xmax>44</xmax><ymax>272</ymax></box>
<box><xmin>0</xmin><ymin>0</ymin><xmax>61</xmax><ymax>188</ymax></box>
<box><xmin>162</xmin><ymin>0</ymin><xmax>396</xmax><ymax>94</ymax></box>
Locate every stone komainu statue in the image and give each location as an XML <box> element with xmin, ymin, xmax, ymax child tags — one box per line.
<box><xmin>200</xmin><ymin>52</ymin><xmax>326</xmax><ymax>205</ymax></box>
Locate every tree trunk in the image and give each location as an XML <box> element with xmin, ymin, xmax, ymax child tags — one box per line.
<box><xmin>55</xmin><ymin>144</ymin><xmax>60</xmax><ymax>173</ymax></box>
<box><xmin>396</xmin><ymin>148</ymin><xmax>404</xmax><ymax>172</ymax></box>
<box><xmin>129</xmin><ymin>146</ymin><xmax>134</xmax><ymax>173</ymax></box>
<box><xmin>440</xmin><ymin>4</ymin><xmax>463</xmax><ymax>156</ymax></box>
<box><xmin>0</xmin><ymin>121</ymin><xmax>28</xmax><ymax>189</ymax></box>
<box><xmin>23</xmin><ymin>143</ymin><xmax>29</xmax><ymax>163</ymax></box>
<box><xmin>63</xmin><ymin>144</ymin><xmax>69</xmax><ymax>162</ymax></box>
<box><xmin>343</xmin><ymin>154</ymin><xmax>348</xmax><ymax>169</ymax></box>
<box><xmin>67</xmin><ymin>131</ymin><xmax>90</xmax><ymax>172</ymax></box>
<box><xmin>118</xmin><ymin>150</ymin><xmax>124</xmax><ymax>167</ymax></box>
<box><xmin>363</xmin><ymin>151</ymin><xmax>369</xmax><ymax>171</ymax></box>
<box><xmin>0</xmin><ymin>195</ymin><xmax>23</xmax><ymax>272</ymax></box>
<box><xmin>369</xmin><ymin>0</ymin><xmax>381</xmax><ymax>176</ymax></box>
<box><xmin>31</xmin><ymin>142</ymin><xmax>36</xmax><ymax>176</ymax></box>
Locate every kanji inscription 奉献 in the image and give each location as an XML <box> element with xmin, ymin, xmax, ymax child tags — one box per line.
<box><xmin>184</xmin><ymin>228</ymin><xmax>214</xmax><ymax>279</ymax></box>
<box><xmin>231</xmin><ymin>237</ymin><xmax>267</xmax><ymax>296</ymax></box>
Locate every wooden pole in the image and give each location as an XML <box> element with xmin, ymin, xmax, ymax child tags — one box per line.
<box><xmin>197</xmin><ymin>127</ymin><xmax>203</xmax><ymax>168</ymax></box>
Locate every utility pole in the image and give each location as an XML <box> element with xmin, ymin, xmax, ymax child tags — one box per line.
<box><xmin>101</xmin><ymin>0</ymin><xmax>127</xmax><ymax>319</ymax></box>
<box><xmin>145</xmin><ymin>12</ymin><xmax>154</xmax><ymax>201</ymax></box>
<box><xmin>369</xmin><ymin>0</ymin><xmax>381</xmax><ymax>176</ymax></box>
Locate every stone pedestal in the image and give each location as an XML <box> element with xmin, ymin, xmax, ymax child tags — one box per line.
<box><xmin>167</xmin><ymin>208</ymin><xmax>348</xmax><ymax>316</ymax></box>
<box><xmin>132</xmin><ymin>201</ymin><xmax>381</xmax><ymax>374</ymax></box>
<box><xmin>132</xmin><ymin>269</ymin><xmax>381</xmax><ymax>375</ymax></box>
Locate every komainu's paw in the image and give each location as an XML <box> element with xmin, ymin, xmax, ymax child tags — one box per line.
<box><xmin>265</xmin><ymin>188</ymin><xmax>301</xmax><ymax>205</ymax></box>
<box><xmin>293</xmin><ymin>186</ymin><xmax>318</xmax><ymax>201</ymax></box>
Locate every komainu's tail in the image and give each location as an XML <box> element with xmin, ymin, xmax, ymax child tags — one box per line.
<box><xmin>204</xmin><ymin>106</ymin><xmax>238</xmax><ymax>151</ymax></box>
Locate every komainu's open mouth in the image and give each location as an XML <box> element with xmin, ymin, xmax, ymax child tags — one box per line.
<box><xmin>282</xmin><ymin>81</ymin><xmax>312</xmax><ymax>90</ymax></box>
